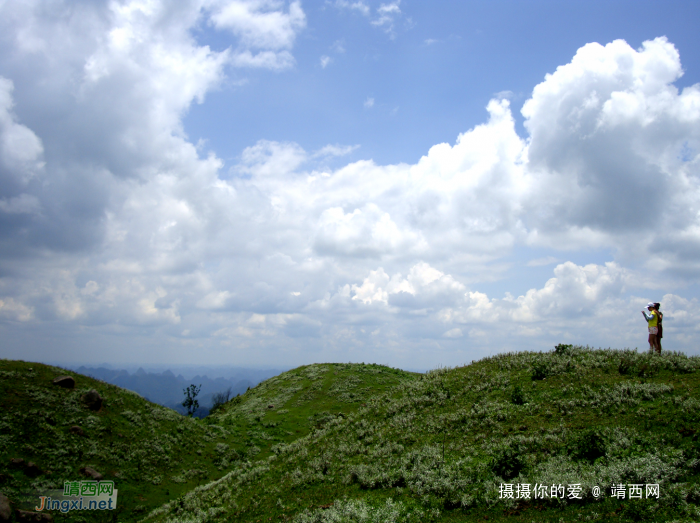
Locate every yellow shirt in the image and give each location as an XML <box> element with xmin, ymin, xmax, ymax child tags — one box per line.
<box><xmin>646</xmin><ymin>310</ymin><xmax>658</xmax><ymax>328</ymax></box>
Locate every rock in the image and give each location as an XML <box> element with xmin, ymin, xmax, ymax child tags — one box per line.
<box><xmin>15</xmin><ymin>510</ymin><xmax>53</xmax><ymax>522</ymax></box>
<box><xmin>52</xmin><ymin>376</ymin><xmax>75</xmax><ymax>389</ymax></box>
<box><xmin>80</xmin><ymin>390</ymin><xmax>102</xmax><ymax>411</ymax></box>
<box><xmin>69</xmin><ymin>426</ymin><xmax>85</xmax><ymax>436</ymax></box>
<box><xmin>0</xmin><ymin>492</ymin><xmax>10</xmax><ymax>522</ymax></box>
<box><xmin>80</xmin><ymin>467</ymin><xmax>103</xmax><ymax>480</ymax></box>
<box><xmin>9</xmin><ymin>459</ymin><xmax>41</xmax><ymax>477</ymax></box>
<box><xmin>24</xmin><ymin>462</ymin><xmax>41</xmax><ymax>477</ymax></box>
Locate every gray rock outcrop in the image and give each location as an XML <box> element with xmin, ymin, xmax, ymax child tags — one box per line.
<box><xmin>52</xmin><ymin>376</ymin><xmax>75</xmax><ymax>389</ymax></box>
<box><xmin>69</xmin><ymin>426</ymin><xmax>85</xmax><ymax>436</ymax></box>
<box><xmin>15</xmin><ymin>509</ymin><xmax>53</xmax><ymax>522</ymax></box>
<box><xmin>80</xmin><ymin>466</ymin><xmax>104</xmax><ymax>480</ymax></box>
<box><xmin>0</xmin><ymin>491</ymin><xmax>10</xmax><ymax>522</ymax></box>
<box><xmin>80</xmin><ymin>389</ymin><xmax>102</xmax><ymax>411</ymax></box>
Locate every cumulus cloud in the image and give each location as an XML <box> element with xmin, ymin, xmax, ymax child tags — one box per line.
<box><xmin>208</xmin><ymin>0</ymin><xmax>306</xmax><ymax>50</ymax></box>
<box><xmin>340</xmin><ymin>260</ymin><xmax>673</xmax><ymax>352</ymax></box>
<box><xmin>0</xmin><ymin>296</ymin><xmax>33</xmax><ymax>322</ymax></box>
<box><xmin>314</xmin><ymin>204</ymin><xmax>425</xmax><ymax>258</ymax></box>
<box><xmin>0</xmin><ymin>9</ymin><xmax>698</xmax><ymax>368</ymax></box>
<box><xmin>522</xmin><ymin>38</ymin><xmax>700</xmax><ymax>268</ymax></box>
<box><xmin>0</xmin><ymin>78</ymin><xmax>44</xmax><ymax>185</ymax></box>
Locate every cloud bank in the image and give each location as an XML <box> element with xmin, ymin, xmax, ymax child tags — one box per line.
<box><xmin>0</xmin><ymin>1</ymin><xmax>698</xmax><ymax>367</ymax></box>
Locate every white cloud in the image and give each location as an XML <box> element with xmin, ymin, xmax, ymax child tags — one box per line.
<box><xmin>196</xmin><ymin>290</ymin><xmax>233</xmax><ymax>310</ymax></box>
<box><xmin>0</xmin><ymin>194</ymin><xmax>41</xmax><ymax>215</ymax></box>
<box><xmin>341</xmin><ymin>259</ymin><xmax>682</xmax><ymax>353</ymax></box>
<box><xmin>443</xmin><ymin>328</ymin><xmax>462</xmax><ymax>338</ymax></box>
<box><xmin>234</xmin><ymin>139</ymin><xmax>307</xmax><ymax>177</ymax></box>
<box><xmin>331</xmin><ymin>40</ymin><xmax>346</xmax><ymax>53</ymax></box>
<box><xmin>372</xmin><ymin>0</ymin><xmax>401</xmax><ymax>35</ymax></box>
<box><xmin>313</xmin><ymin>144</ymin><xmax>359</xmax><ymax>157</ymax></box>
<box><xmin>0</xmin><ymin>77</ymin><xmax>44</xmax><ymax>184</ymax></box>
<box><xmin>527</xmin><ymin>256</ymin><xmax>559</xmax><ymax>267</ymax></box>
<box><xmin>0</xmin><ymin>296</ymin><xmax>33</xmax><ymax>322</ymax></box>
<box><xmin>521</xmin><ymin>38</ymin><xmax>700</xmax><ymax>273</ymax></box>
<box><xmin>208</xmin><ymin>0</ymin><xmax>306</xmax><ymax>51</ymax></box>
<box><xmin>1</xmin><ymin>14</ymin><xmax>699</xmax><ymax>368</ymax></box>
<box><xmin>332</xmin><ymin>0</ymin><xmax>370</xmax><ymax>17</ymax></box>
<box><xmin>230</xmin><ymin>49</ymin><xmax>296</xmax><ymax>69</ymax></box>
<box><xmin>364</xmin><ymin>97</ymin><xmax>375</xmax><ymax>108</ymax></box>
<box><xmin>332</xmin><ymin>0</ymin><xmax>403</xmax><ymax>37</ymax></box>
<box><xmin>314</xmin><ymin>204</ymin><xmax>425</xmax><ymax>258</ymax></box>
<box><xmin>320</xmin><ymin>55</ymin><xmax>332</xmax><ymax>68</ymax></box>
<box><xmin>376</xmin><ymin>1</ymin><xmax>400</xmax><ymax>16</ymax></box>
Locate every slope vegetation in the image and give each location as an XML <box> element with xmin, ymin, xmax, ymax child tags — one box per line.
<box><xmin>0</xmin><ymin>359</ymin><xmax>411</xmax><ymax>522</ymax></box>
<box><xmin>143</xmin><ymin>347</ymin><xmax>700</xmax><ymax>523</ymax></box>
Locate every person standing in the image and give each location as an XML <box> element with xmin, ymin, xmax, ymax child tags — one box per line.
<box><xmin>642</xmin><ymin>302</ymin><xmax>660</xmax><ymax>354</ymax></box>
<box><xmin>654</xmin><ymin>302</ymin><xmax>663</xmax><ymax>352</ymax></box>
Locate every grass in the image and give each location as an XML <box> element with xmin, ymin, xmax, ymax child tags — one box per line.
<box><xmin>0</xmin><ymin>360</ymin><xmax>410</xmax><ymax>522</ymax></box>
<box><xmin>2</xmin><ymin>347</ymin><xmax>700</xmax><ymax>522</ymax></box>
<box><xmin>143</xmin><ymin>347</ymin><xmax>700</xmax><ymax>523</ymax></box>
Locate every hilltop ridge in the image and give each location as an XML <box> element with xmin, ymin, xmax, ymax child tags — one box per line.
<box><xmin>144</xmin><ymin>347</ymin><xmax>700</xmax><ymax>523</ymax></box>
<box><xmin>0</xmin><ymin>359</ymin><xmax>412</xmax><ymax>522</ymax></box>
<box><xmin>2</xmin><ymin>348</ymin><xmax>700</xmax><ymax>522</ymax></box>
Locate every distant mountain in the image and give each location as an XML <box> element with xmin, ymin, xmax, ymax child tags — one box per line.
<box><xmin>72</xmin><ymin>365</ymin><xmax>281</xmax><ymax>417</ymax></box>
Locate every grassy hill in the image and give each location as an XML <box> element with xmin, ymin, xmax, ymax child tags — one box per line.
<box><xmin>142</xmin><ymin>346</ymin><xmax>700</xmax><ymax>523</ymax></box>
<box><xmin>2</xmin><ymin>347</ymin><xmax>700</xmax><ymax>522</ymax></box>
<box><xmin>0</xmin><ymin>359</ymin><xmax>410</xmax><ymax>522</ymax></box>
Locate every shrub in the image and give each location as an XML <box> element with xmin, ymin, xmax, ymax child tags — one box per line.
<box><xmin>510</xmin><ymin>385</ymin><xmax>525</xmax><ymax>405</ymax></box>
<box><xmin>490</xmin><ymin>445</ymin><xmax>526</xmax><ymax>480</ymax></box>
<box><xmin>531</xmin><ymin>361</ymin><xmax>550</xmax><ymax>381</ymax></box>
<box><xmin>620</xmin><ymin>499</ymin><xmax>656</xmax><ymax>521</ymax></box>
<box><xmin>211</xmin><ymin>387</ymin><xmax>232</xmax><ymax>414</ymax></box>
<box><xmin>567</xmin><ymin>429</ymin><xmax>606</xmax><ymax>463</ymax></box>
<box><xmin>293</xmin><ymin>497</ymin><xmax>428</xmax><ymax>523</ymax></box>
<box><xmin>618</xmin><ymin>357</ymin><xmax>634</xmax><ymax>375</ymax></box>
<box><xmin>554</xmin><ymin>343</ymin><xmax>573</xmax><ymax>355</ymax></box>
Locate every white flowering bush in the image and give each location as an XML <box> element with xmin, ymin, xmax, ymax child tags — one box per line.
<box><xmin>293</xmin><ymin>498</ymin><xmax>430</xmax><ymax>523</ymax></box>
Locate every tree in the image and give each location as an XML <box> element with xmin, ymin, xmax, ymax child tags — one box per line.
<box><xmin>182</xmin><ymin>384</ymin><xmax>201</xmax><ymax>417</ymax></box>
<box><xmin>210</xmin><ymin>387</ymin><xmax>232</xmax><ymax>414</ymax></box>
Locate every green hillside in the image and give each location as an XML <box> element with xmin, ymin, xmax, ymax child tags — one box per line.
<box><xmin>0</xmin><ymin>359</ymin><xmax>410</xmax><ymax>522</ymax></box>
<box><xmin>142</xmin><ymin>347</ymin><xmax>700</xmax><ymax>523</ymax></box>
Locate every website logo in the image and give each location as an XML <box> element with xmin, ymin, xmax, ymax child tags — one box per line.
<box><xmin>33</xmin><ymin>481</ymin><xmax>118</xmax><ymax>514</ymax></box>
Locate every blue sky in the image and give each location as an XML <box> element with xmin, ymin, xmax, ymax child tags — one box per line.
<box><xmin>0</xmin><ymin>1</ymin><xmax>699</xmax><ymax>370</ymax></box>
<box><xmin>185</xmin><ymin>1</ymin><xmax>700</xmax><ymax>166</ymax></box>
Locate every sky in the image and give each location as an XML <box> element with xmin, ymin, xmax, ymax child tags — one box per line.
<box><xmin>0</xmin><ymin>0</ymin><xmax>699</xmax><ymax>371</ymax></box>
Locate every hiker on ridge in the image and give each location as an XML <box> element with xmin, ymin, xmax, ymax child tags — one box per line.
<box><xmin>641</xmin><ymin>302</ymin><xmax>661</xmax><ymax>354</ymax></box>
<box><xmin>654</xmin><ymin>302</ymin><xmax>663</xmax><ymax>352</ymax></box>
